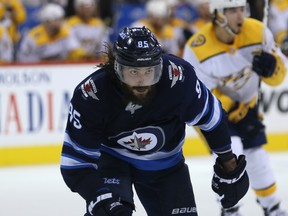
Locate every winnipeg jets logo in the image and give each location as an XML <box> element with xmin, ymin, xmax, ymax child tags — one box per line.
<box><xmin>125</xmin><ymin>102</ymin><xmax>142</xmax><ymax>114</ymax></box>
<box><xmin>168</xmin><ymin>60</ymin><xmax>184</xmax><ymax>88</ymax></box>
<box><xmin>81</xmin><ymin>78</ymin><xmax>99</xmax><ymax>100</ymax></box>
<box><xmin>117</xmin><ymin>131</ymin><xmax>159</xmax><ymax>152</ymax></box>
<box><xmin>109</xmin><ymin>126</ymin><xmax>165</xmax><ymax>153</ymax></box>
<box><xmin>124</xmin><ymin>132</ymin><xmax>151</xmax><ymax>150</ymax></box>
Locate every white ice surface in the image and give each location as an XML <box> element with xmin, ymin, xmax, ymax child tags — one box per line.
<box><xmin>0</xmin><ymin>152</ymin><xmax>287</xmax><ymax>216</ymax></box>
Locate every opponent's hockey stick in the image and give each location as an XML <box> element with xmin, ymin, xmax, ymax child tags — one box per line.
<box><xmin>257</xmin><ymin>0</ymin><xmax>270</xmax><ymax>111</ymax></box>
<box><xmin>262</xmin><ymin>0</ymin><xmax>269</xmax><ymax>49</ymax></box>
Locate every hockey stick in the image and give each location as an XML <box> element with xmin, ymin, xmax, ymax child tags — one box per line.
<box><xmin>262</xmin><ymin>0</ymin><xmax>269</xmax><ymax>50</ymax></box>
<box><xmin>257</xmin><ymin>0</ymin><xmax>269</xmax><ymax>112</ymax></box>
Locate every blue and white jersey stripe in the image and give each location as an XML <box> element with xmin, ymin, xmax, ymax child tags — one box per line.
<box><xmin>186</xmin><ymin>88</ymin><xmax>222</xmax><ymax>132</ymax></box>
<box><xmin>101</xmin><ymin>137</ymin><xmax>185</xmax><ymax>170</ymax></box>
<box><xmin>186</xmin><ymin>88</ymin><xmax>210</xmax><ymax>126</ymax></box>
<box><xmin>61</xmin><ymin>132</ymin><xmax>101</xmax><ymax>169</ymax></box>
<box><xmin>61</xmin><ymin>153</ymin><xmax>98</xmax><ymax>170</ymax></box>
<box><xmin>63</xmin><ymin>132</ymin><xmax>101</xmax><ymax>158</ymax></box>
<box><xmin>197</xmin><ymin>94</ymin><xmax>222</xmax><ymax>132</ymax></box>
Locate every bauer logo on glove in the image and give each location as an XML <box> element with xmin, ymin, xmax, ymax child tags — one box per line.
<box><xmin>212</xmin><ymin>155</ymin><xmax>249</xmax><ymax>209</ymax></box>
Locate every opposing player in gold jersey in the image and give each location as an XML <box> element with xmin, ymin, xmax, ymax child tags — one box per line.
<box><xmin>66</xmin><ymin>0</ymin><xmax>109</xmax><ymax>60</ymax></box>
<box><xmin>268</xmin><ymin>0</ymin><xmax>288</xmax><ymax>56</ymax></box>
<box><xmin>17</xmin><ymin>3</ymin><xmax>85</xmax><ymax>63</ymax></box>
<box><xmin>183</xmin><ymin>0</ymin><xmax>288</xmax><ymax>215</ymax></box>
<box><xmin>131</xmin><ymin>0</ymin><xmax>185</xmax><ymax>57</ymax></box>
<box><xmin>0</xmin><ymin>25</ymin><xmax>13</xmax><ymax>63</ymax></box>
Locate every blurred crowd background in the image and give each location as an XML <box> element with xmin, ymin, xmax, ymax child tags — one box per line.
<box><xmin>0</xmin><ymin>0</ymin><xmax>286</xmax><ymax>64</ymax></box>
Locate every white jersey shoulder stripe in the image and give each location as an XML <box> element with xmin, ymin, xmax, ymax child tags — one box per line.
<box><xmin>186</xmin><ymin>88</ymin><xmax>210</xmax><ymax>126</ymax></box>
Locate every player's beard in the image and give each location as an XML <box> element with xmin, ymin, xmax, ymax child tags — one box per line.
<box><xmin>102</xmin><ymin>60</ymin><xmax>156</xmax><ymax>106</ymax></box>
<box><xmin>121</xmin><ymin>84</ymin><xmax>156</xmax><ymax>106</ymax></box>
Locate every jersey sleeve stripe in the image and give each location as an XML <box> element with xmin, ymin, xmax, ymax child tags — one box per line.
<box><xmin>186</xmin><ymin>88</ymin><xmax>210</xmax><ymax>126</ymax></box>
<box><xmin>64</xmin><ymin>132</ymin><xmax>101</xmax><ymax>158</ymax></box>
<box><xmin>61</xmin><ymin>153</ymin><xmax>98</xmax><ymax>169</ymax></box>
<box><xmin>197</xmin><ymin>94</ymin><xmax>222</xmax><ymax>132</ymax></box>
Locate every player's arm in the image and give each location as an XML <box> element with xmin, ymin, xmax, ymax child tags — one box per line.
<box><xmin>7</xmin><ymin>0</ymin><xmax>26</xmax><ymax>25</ymax></box>
<box><xmin>64</xmin><ymin>27</ymin><xmax>87</xmax><ymax>61</ymax></box>
<box><xmin>66</xmin><ymin>47</ymin><xmax>86</xmax><ymax>61</ymax></box>
<box><xmin>268</xmin><ymin>3</ymin><xmax>288</xmax><ymax>57</ymax></box>
<box><xmin>61</xmin><ymin>92</ymin><xmax>105</xmax><ymax>200</ymax></box>
<box><xmin>16</xmin><ymin>34</ymin><xmax>40</xmax><ymax>62</ymax></box>
<box><xmin>186</xmin><ymin>75</ymin><xmax>249</xmax><ymax>209</ymax></box>
<box><xmin>198</xmin><ymin>90</ymin><xmax>249</xmax><ymax>209</ymax></box>
<box><xmin>252</xmin><ymin>28</ymin><xmax>287</xmax><ymax>86</ymax></box>
<box><xmin>0</xmin><ymin>28</ymin><xmax>13</xmax><ymax>62</ymax></box>
<box><xmin>60</xmin><ymin>85</ymin><xmax>131</xmax><ymax>216</ymax></box>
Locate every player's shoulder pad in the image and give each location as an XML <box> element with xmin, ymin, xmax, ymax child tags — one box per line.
<box><xmin>67</xmin><ymin>16</ymin><xmax>104</xmax><ymax>27</ymax></box>
<box><xmin>89</xmin><ymin>18</ymin><xmax>106</xmax><ymax>26</ymax></box>
<box><xmin>0</xmin><ymin>25</ymin><xmax>6</xmax><ymax>37</ymax></box>
<box><xmin>66</xmin><ymin>16</ymin><xmax>82</xmax><ymax>26</ymax></box>
<box><xmin>29</xmin><ymin>25</ymin><xmax>46</xmax><ymax>40</ymax></box>
<box><xmin>161</xmin><ymin>53</ymin><xmax>197</xmax><ymax>88</ymax></box>
<box><xmin>29</xmin><ymin>25</ymin><xmax>69</xmax><ymax>45</ymax></box>
<box><xmin>272</xmin><ymin>0</ymin><xmax>288</xmax><ymax>10</ymax></box>
<box><xmin>73</xmin><ymin>68</ymin><xmax>107</xmax><ymax>102</ymax></box>
<box><xmin>238</xmin><ymin>18</ymin><xmax>263</xmax><ymax>47</ymax></box>
<box><xmin>185</xmin><ymin>23</ymin><xmax>226</xmax><ymax>62</ymax></box>
<box><xmin>29</xmin><ymin>24</ymin><xmax>70</xmax><ymax>44</ymax></box>
<box><xmin>185</xmin><ymin>19</ymin><xmax>263</xmax><ymax>62</ymax></box>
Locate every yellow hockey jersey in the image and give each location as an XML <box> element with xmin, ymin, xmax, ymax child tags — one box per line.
<box><xmin>66</xmin><ymin>16</ymin><xmax>109</xmax><ymax>59</ymax></box>
<box><xmin>268</xmin><ymin>0</ymin><xmax>288</xmax><ymax>45</ymax></box>
<box><xmin>0</xmin><ymin>0</ymin><xmax>26</xmax><ymax>43</ymax></box>
<box><xmin>183</xmin><ymin>18</ymin><xmax>287</xmax><ymax>107</ymax></box>
<box><xmin>131</xmin><ymin>19</ymin><xmax>183</xmax><ymax>56</ymax></box>
<box><xmin>17</xmin><ymin>24</ymin><xmax>85</xmax><ymax>62</ymax></box>
<box><xmin>0</xmin><ymin>25</ymin><xmax>13</xmax><ymax>62</ymax></box>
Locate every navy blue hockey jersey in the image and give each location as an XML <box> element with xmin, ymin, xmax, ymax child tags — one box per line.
<box><xmin>60</xmin><ymin>54</ymin><xmax>232</xmax><ymax>200</ymax></box>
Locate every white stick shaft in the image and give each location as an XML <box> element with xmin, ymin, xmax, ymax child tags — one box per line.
<box><xmin>262</xmin><ymin>0</ymin><xmax>269</xmax><ymax>49</ymax></box>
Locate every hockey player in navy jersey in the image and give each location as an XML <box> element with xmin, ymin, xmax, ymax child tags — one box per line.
<box><xmin>60</xmin><ymin>26</ymin><xmax>249</xmax><ymax>216</ymax></box>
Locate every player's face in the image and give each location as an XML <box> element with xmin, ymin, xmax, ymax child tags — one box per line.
<box><xmin>77</xmin><ymin>4</ymin><xmax>96</xmax><ymax>19</ymax></box>
<box><xmin>149</xmin><ymin>16</ymin><xmax>168</xmax><ymax>29</ymax></box>
<box><xmin>224</xmin><ymin>6</ymin><xmax>245</xmax><ymax>34</ymax></box>
<box><xmin>43</xmin><ymin>18</ymin><xmax>63</xmax><ymax>36</ymax></box>
<box><xmin>122</xmin><ymin>67</ymin><xmax>155</xmax><ymax>99</ymax></box>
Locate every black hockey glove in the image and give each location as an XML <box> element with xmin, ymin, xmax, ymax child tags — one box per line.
<box><xmin>87</xmin><ymin>190</ymin><xmax>133</xmax><ymax>216</ymax></box>
<box><xmin>252</xmin><ymin>52</ymin><xmax>276</xmax><ymax>77</ymax></box>
<box><xmin>212</xmin><ymin>155</ymin><xmax>249</xmax><ymax>209</ymax></box>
